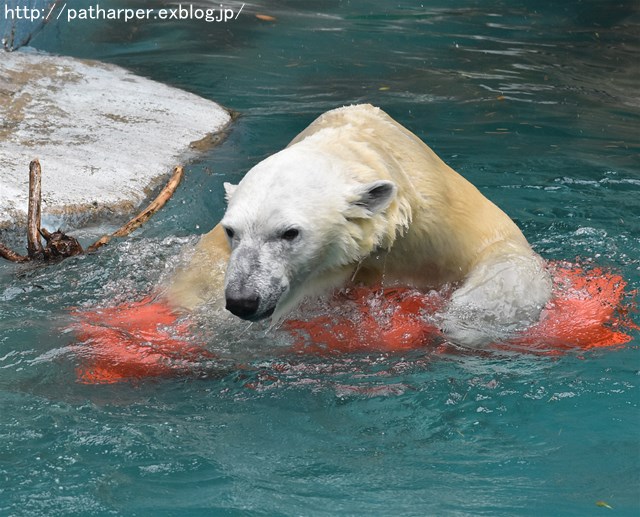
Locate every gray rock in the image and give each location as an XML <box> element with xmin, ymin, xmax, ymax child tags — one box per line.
<box><xmin>0</xmin><ymin>50</ymin><xmax>231</xmax><ymax>233</ymax></box>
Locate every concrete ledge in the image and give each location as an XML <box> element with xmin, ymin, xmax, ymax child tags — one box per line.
<box><xmin>0</xmin><ymin>49</ymin><xmax>231</xmax><ymax>232</ymax></box>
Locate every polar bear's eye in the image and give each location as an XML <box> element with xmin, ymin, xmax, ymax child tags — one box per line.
<box><xmin>224</xmin><ymin>227</ymin><xmax>235</xmax><ymax>239</ymax></box>
<box><xmin>281</xmin><ymin>228</ymin><xmax>300</xmax><ymax>241</ymax></box>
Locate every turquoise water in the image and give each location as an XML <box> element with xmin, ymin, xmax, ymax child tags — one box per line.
<box><xmin>1</xmin><ymin>1</ymin><xmax>639</xmax><ymax>515</ymax></box>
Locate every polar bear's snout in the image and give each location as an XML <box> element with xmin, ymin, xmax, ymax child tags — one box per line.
<box><xmin>225</xmin><ymin>275</ymin><xmax>286</xmax><ymax>321</ymax></box>
<box><xmin>225</xmin><ymin>288</ymin><xmax>263</xmax><ymax>320</ymax></box>
<box><xmin>223</xmin><ymin>240</ymin><xmax>291</xmax><ymax>321</ymax></box>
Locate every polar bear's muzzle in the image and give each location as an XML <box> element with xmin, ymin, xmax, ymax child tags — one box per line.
<box><xmin>225</xmin><ymin>288</ymin><xmax>276</xmax><ymax>321</ymax></box>
<box><xmin>224</xmin><ymin>245</ymin><xmax>290</xmax><ymax>322</ymax></box>
<box><xmin>224</xmin><ymin>277</ymin><xmax>286</xmax><ymax>321</ymax></box>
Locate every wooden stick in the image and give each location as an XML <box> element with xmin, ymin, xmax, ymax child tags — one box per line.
<box><xmin>0</xmin><ymin>242</ymin><xmax>29</xmax><ymax>263</ymax></box>
<box><xmin>87</xmin><ymin>165</ymin><xmax>185</xmax><ymax>252</ymax></box>
<box><xmin>27</xmin><ymin>159</ymin><xmax>44</xmax><ymax>259</ymax></box>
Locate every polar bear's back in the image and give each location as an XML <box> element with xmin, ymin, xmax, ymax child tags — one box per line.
<box><xmin>289</xmin><ymin>104</ymin><xmax>530</xmax><ymax>286</ymax></box>
<box><xmin>288</xmin><ymin>104</ymin><xmax>506</xmax><ymax>216</ymax></box>
<box><xmin>289</xmin><ymin>104</ymin><xmax>456</xmax><ymax>181</ymax></box>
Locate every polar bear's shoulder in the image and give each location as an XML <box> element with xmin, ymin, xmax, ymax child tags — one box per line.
<box><xmin>288</xmin><ymin>104</ymin><xmax>405</xmax><ymax>147</ymax></box>
<box><xmin>286</xmin><ymin>104</ymin><xmax>453</xmax><ymax>195</ymax></box>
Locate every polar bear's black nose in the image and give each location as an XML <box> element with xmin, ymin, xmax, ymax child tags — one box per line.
<box><xmin>226</xmin><ymin>293</ymin><xmax>261</xmax><ymax>319</ymax></box>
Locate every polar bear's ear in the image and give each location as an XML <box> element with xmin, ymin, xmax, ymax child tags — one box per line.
<box><xmin>346</xmin><ymin>180</ymin><xmax>397</xmax><ymax>218</ymax></box>
<box><xmin>223</xmin><ymin>182</ymin><xmax>238</xmax><ymax>202</ymax></box>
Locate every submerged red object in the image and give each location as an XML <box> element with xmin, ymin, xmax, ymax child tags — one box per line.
<box><xmin>509</xmin><ymin>263</ymin><xmax>637</xmax><ymax>352</ymax></box>
<box><xmin>284</xmin><ymin>286</ymin><xmax>446</xmax><ymax>355</ymax></box>
<box><xmin>72</xmin><ymin>264</ymin><xmax>637</xmax><ymax>384</ymax></box>
<box><xmin>73</xmin><ymin>296</ymin><xmax>215</xmax><ymax>384</ymax></box>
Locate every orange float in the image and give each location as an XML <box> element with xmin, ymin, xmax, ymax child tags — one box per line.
<box><xmin>72</xmin><ymin>263</ymin><xmax>637</xmax><ymax>384</ymax></box>
<box><xmin>508</xmin><ymin>263</ymin><xmax>637</xmax><ymax>352</ymax></box>
<box><xmin>72</xmin><ymin>296</ymin><xmax>215</xmax><ymax>384</ymax></box>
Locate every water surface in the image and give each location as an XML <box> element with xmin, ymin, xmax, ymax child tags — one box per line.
<box><xmin>1</xmin><ymin>1</ymin><xmax>639</xmax><ymax>515</ymax></box>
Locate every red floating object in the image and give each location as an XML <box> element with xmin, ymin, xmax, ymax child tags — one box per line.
<box><xmin>72</xmin><ymin>296</ymin><xmax>214</xmax><ymax>384</ymax></box>
<box><xmin>71</xmin><ymin>263</ymin><xmax>637</xmax><ymax>384</ymax></box>
<box><xmin>508</xmin><ymin>263</ymin><xmax>637</xmax><ymax>352</ymax></box>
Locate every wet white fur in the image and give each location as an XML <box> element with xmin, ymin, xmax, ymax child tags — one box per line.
<box><xmin>168</xmin><ymin>104</ymin><xmax>552</xmax><ymax>347</ymax></box>
<box><xmin>221</xmin><ymin>147</ymin><xmax>398</xmax><ymax>321</ymax></box>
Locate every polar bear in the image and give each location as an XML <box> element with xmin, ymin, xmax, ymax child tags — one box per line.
<box><xmin>167</xmin><ymin>104</ymin><xmax>552</xmax><ymax>346</ymax></box>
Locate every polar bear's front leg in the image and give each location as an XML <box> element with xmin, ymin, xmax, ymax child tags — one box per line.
<box><xmin>165</xmin><ymin>224</ymin><xmax>230</xmax><ymax>312</ymax></box>
<box><xmin>441</xmin><ymin>248</ymin><xmax>552</xmax><ymax>347</ymax></box>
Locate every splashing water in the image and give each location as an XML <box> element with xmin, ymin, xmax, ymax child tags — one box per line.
<box><xmin>67</xmin><ymin>260</ymin><xmax>636</xmax><ymax>385</ymax></box>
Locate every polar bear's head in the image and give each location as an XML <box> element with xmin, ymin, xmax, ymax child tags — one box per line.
<box><xmin>220</xmin><ymin>146</ymin><xmax>398</xmax><ymax>322</ymax></box>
